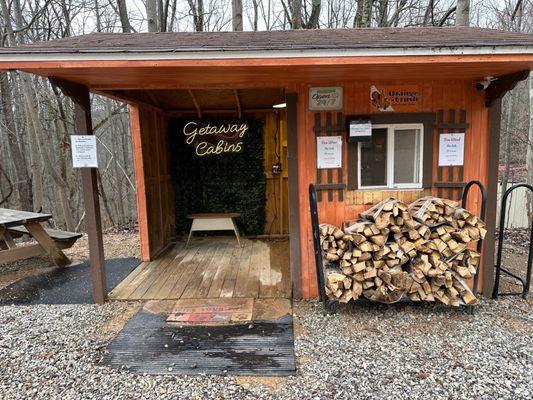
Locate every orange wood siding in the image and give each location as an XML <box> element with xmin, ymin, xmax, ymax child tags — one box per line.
<box><xmin>131</xmin><ymin>104</ymin><xmax>175</xmax><ymax>261</ymax></box>
<box><xmin>295</xmin><ymin>81</ymin><xmax>489</xmax><ymax>298</ymax></box>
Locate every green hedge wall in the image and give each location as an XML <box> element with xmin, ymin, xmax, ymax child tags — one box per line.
<box><xmin>168</xmin><ymin>118</ymin><xmax>266</xmax><ymax>235</ymax></box>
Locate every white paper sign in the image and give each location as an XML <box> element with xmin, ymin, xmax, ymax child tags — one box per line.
<box><xmin>309</xmin><ymin>87</ymin><xmax>343</xmax><ymax>110</ymax></box>
<box><xmin>317</xmin><ymin>136</ymin><xmax>342</xmax><ymax>169</ymax></box>
<box><xmin>71</xmin><ymin>135</ymin><xmax>98</xmax><ymax>168</ymax></box>
<box><xmin>438</xmin><ymin>133</ymin><xmax>465</xmax><ymax>166</ymax></box>
<box><xmin>349</xmin><ymin>121</ymin><xmax>372</xmax><ymax>140</ymax></box>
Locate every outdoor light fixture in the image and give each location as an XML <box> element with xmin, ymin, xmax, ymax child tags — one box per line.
<box><xmin>272</xmin><ymin>102</ymin><xmax>287</xmax><ymax>109</ymax></box>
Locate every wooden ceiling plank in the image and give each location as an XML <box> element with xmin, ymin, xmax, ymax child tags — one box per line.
<box><xmin>188</xmin><ymin>89</ymin><xmax>202</xmax><ymax>118</ymax></box>
<box><xmin>234</xmin><ymin>89</ymin><xmax>242</xmax><ymax>119</ymax></box>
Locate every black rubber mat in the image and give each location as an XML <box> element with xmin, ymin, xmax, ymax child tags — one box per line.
<box><xmin>102</xmin><ymin>310</ymin><xmax>296</xmax><ymax>376</ymax></box>
<box><xmin>0</xmin><ymin>258</ymin><xmax>140</xmax><ymax>305</ymax></box>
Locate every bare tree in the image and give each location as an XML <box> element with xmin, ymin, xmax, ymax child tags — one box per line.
<box><xmin>146</xmin><ymin>0</ymin><xmax>159</xmax><ymax>32</ymax></box>
<box><xmin>456</xmin><ymin>0</ymin><xmax>470</xmax><ymax>26</ymax></box>
<box><xmin>290</xmin><ymin>0</ymin><xmax>302</xmax><ymax>28</ymax></box>
<box><xmin>116</xmin><ymin>0</ymin><xmax>134</xmax><ymax>33</ymax></box>
<box><xmin>233</xmin><ymin>0</ymin><xmax>243</xmax><ymax>30</ymax></box>
<box><xmin>305</xmin><ymin>0</ymin><xmax>321</xmax><ymax>29</ymax></box>
<box><xmin>354</xmin><ymin>0</ymin><xmax>373</xmax><ymax>28</ymax></box>
<box><xmin>187</xmin><ymin>0</ymin><xmax>205</xmax><ymax>31</ymax></box>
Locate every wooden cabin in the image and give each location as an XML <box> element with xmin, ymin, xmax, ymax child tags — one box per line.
<box><xmin>1</xmin><ymin>27</ymin><xmax>532</xmax><ymax>303</ymax></box>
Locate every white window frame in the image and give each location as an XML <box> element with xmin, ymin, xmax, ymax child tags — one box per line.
<box><xmin>357</xmin><ymin>123</ymin><xmax>424</xmax><ymax>190</ymax></box>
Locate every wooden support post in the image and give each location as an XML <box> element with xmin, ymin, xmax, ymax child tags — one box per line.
<box><xmin>482</xmin><ymin>98</ymin><xmax>502</xmax><ymax>297</ymax></box>
<box><xmin>51</xmin><ymin>78</ymin><xmax>107</xmax><ymax>304</ymax></box>
<box><xmin>482</xmin><ymin>71</ymin><xmax>529</xmax><ymax>297</ymax></box>
<box><xmin>286</xmin><ymin>92</ymin><xmax>301</xmax><ymax>299</ymax></box>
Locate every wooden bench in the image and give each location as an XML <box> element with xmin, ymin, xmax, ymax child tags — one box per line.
<box><xmin>7</xmin><ymin>225</ymin><xmax>82</xmax><ymax>250</ymax></box>
<box><xmin>186</xmin><ymin>213</ymin><xmax>241</xmax><ymax>248</ymax></box>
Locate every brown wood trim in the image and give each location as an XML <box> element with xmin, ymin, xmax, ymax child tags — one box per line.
<box><xmin>70</xmin><ymin>84</ymin><xmax>107</xmax><ymax>305</ymax></box>
<box><xmin>347</xmin><ymin>135</ymin><xmax>358</xmax><ymax>190</ymax></box>
<box><xmin>486</xmin><ymin>70</ymin><xmax>530</xmax><ymax>107</ymax></box>
<box><xmin>436</xmin><ymin>122</ymin><xmax>469</xmax><ymax>129</ymax></box>
<box><xmin>314</xmin><ymin>113</ymin><xmax>322</xmax><ymax>202</ymax></box>
<box><xmin>482</xmin><ymin>98</ymin><xmax>502</xmax><ymax>296</ymax></box>
<box><xmin>434</xmin><ymin>181</ymin><xmax>466</xmax><ymax>188</ymax></box>
<box><xmin>314</xmin><ymin>183</ymin><xmax>346</xmax><ymax>190</ymax></box>
<box><xmin>286</xmin><ymin>92</ymin><xmax>301</xmax><ymax>299</ymax></box>
<box><xmin>336</xmin><ymin>112</ymin><xmax>344</xmax><ymax>201</ymax></box>
<box><xmin>326</xmin><ymin>112</ymin><xmax>334</xmax><ymax>201</ymax></box>
<box><xmin>346</xmin><ymin>112</ymin><xmax>436</xmax><ymax>190</ymax></box>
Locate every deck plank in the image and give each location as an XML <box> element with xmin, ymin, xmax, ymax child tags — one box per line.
<box><xmin>207</xmin><ymin>244</ymin><xmax>243</xmax><ymax>298</ymax></box>
<box><xmin>126</xmin><ymin>246</ymin><xmax>182</xmax><ymax>300</ymax></box>
<box><xmin>168</xmin><ymin>241</ymin><xmax>221</xmax><ymax>299</ymax></box>
<box><xmin>153</xmin><ymin>246</ymin><xmax>202</xmax><ymax>299</ymax></box>
<box><xmin>243</xmin><ymin>240</ymin><xmax>269</xmax><ymax>298</ymax></box>
<box><xmin>108</xmin><ymin>261</ymin><xmax>151</xmax><ymax>299</ymax></box>
<box><xmin>232</xmin><ymin>242</ymin><xmax>253</xmax><ymax>298</ymax></box>
<box><xmin>108</xmin><ymin>238</ymin><xmax>291</xmax><ymax>301</ymax></box>
<box><xmin>179</xmin><ymin>240</ymin><xmax>228</xmax><ymax>299</ymax></box>
<box><xmin>142</xmin><ymin>244</ymin><xmax>188</xmax><ymax>299</ymax></box>
<box><xmin>219</xmin><ymin>245</ymin><xmax>246</xmax><ymax>297</ymax></box>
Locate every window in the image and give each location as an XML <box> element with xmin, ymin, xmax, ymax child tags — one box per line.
<box><xmin>358</xmin><ymin>123</ymin><xmax>423</xmax><ymax>189</ymax></box>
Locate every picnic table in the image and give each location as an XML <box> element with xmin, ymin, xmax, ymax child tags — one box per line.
<box><xmin>0</xmin><ymin>208</ymin><xmax>81</xmax><ymax>266</ymax></box>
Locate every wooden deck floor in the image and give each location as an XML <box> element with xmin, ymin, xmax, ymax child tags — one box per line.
<box><xmin>109</xmin><ymin>237</ymin><xmax>291</xmax><ymax>300</ymax></box>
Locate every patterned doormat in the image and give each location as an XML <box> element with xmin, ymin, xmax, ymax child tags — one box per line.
<box><xmin>166</xmin><ymin>298</ymin><xmax>253</xmax><ymax>324</ymax></box>
<box><xmin>101</xmin><ymin>302</ymin><xmax>295</xmax><ymax>376</ymax></box>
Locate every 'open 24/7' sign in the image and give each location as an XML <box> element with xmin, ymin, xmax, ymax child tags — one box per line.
<box><xmin>309</xmin><ymin>87</ymin><xmax>343</xmax><ymax>110</ymax></box>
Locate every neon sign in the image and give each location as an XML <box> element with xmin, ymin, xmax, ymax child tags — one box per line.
<box><xmin>182</xmin><ymin>121</ymin><xmax>248</xmax><ymax>156</ymax></box>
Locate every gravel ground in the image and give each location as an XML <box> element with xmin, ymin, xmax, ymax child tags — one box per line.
<box><xmin>0</xmin><ymin>296</ymin><xmax>531</xmax><ymax>400</ymax></box>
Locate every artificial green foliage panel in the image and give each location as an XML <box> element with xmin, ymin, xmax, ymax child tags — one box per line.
<box><xmin>168</xmin><ymin>118</ymin><xmax>266</xmax><ymax>235</ymax></box>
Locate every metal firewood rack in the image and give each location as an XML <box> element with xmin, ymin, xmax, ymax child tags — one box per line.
<box><xmin>310</xmin><ymin>181</ymin><xmax>487</xmax><ymax>313</ymax></box>
<box><xmin>492</xmin><ymin>183</ymin><xmax>533</xmax><ymax>299</ymax></box>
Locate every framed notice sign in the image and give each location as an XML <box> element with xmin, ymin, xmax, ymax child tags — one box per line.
<box><xmin>317</xmin><ymin>136</ymin><xmax>342</xmax><ymax>169</ymax></box>
<box><xmin>309</xmin><ymin>87</ymin><xmax>343</xmax><ymax>110</ymax></box>
<box><xmin>438</xmin><ymin>133</ymin><xmax>465</xmax><ymax>166</ymax></box>
<box><xmin>346</xmin><ymin>117</ymin><xmax>372</xmax><ymax>142</ymax></box>
<box><xmin>71</xmin><ymin>135</ymin><xmax>98</xmax><ymax>168</ymax></box>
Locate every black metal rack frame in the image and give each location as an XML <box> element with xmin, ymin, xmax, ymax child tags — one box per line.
<box><xmin>492</xmin><ymin>183</ymin><xmax>533</xmax><ymax>299</ymax></box>
<box><xmin>310</xmin><ymin>181</ymin><xmax>487</xmax><ymax>312</ymax></box>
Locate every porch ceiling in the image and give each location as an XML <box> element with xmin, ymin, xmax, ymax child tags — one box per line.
<box><xmin>107</xmin><ymin>88</ymin><xmax>285</xmax><ymax>112</ymax></box>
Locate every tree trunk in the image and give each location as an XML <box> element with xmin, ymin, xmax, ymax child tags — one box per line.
<box><xmin>291</xmin><ymin>0</ymin><xmax>302</xmax><ymax>28</ymax></box>
<box><xmin>251</xmin><ymin>0</ymin><xmax>258</xmax><ymax>31</ymax></box>
<box><xmin>456</xmin><ymin>0</ymin><xmax>470</xmax><ymax>26</ymax></box>
<box><xmin>187</xmin><ymin>0</ymin><xmax>204</xmax><ymax>32</ymax></box>
<box><xmin>0</xmin><ymin>73</ymin><xmax>33</xmax><ymax>211</ymax></box>
<box><xmin>146</xmin><ymin>0</ymin><xmax>159</xmax><ymax>32</ymax></box>
<box><xmin>232</xmin><ymin>0</ymin><xmax>243</xmax><ymax>31</ymax></box>
<box><xmin>501</xmin><ymin>95</ymin><xmax>514</xmax><ymax>195</ymax></box>
<box><xmin>354</xmin><ymin>0</ymin><xmax>372</xmax><ymax>28</ymax></box>
<box><xmin>305</xmin><ymin>0</ymin><xmax>321</xmax><ymax>29</ymax></box>
<box><xmin>117</xmin><ymin>0</ymin><xmax>133</xmax><ymax>33</ymax></box>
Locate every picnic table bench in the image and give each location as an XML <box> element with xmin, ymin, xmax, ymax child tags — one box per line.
<box><xmin>186</xmin><ymin>213</ymin><xmax>241</xmax><ymax>248</ymax></box>
<box><xmin>0</xmin><ymin>208</ymin><xmax>82</xmax><ymax>266</ymax></box>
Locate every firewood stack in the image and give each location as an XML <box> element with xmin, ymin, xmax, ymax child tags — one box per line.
<box><xmin>319</xmin><ymin>196</ymin><xmax>486</xmax><ymax>307</ymax></box>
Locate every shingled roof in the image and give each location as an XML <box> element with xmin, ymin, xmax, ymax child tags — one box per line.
<box><xmin>2</xmin><ymin>27</ymin><xmax>533</xmax><ymax>54</ymax></box>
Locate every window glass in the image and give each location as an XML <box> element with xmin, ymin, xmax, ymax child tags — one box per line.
<box><xmin>360</xmin><ymin>128</ymin><xmax>387</xmax><ymax>187</ymax></box>
<box><xmin>393</xmin><ymin>128</ymin><xmax>421</xmax><ymax>185</ymax></box>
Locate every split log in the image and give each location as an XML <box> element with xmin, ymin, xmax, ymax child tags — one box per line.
<box><xmin>409</xmin><ymin>196</ymin><xmax>458</xmax><ymax>226</ymax></box>
<box><xmin>320</xmin><ymin>195</ymin><xmax>484</xmax><ymax>307</ymax></box>
<box><xmin>359</xmin><ymin>198</ymin><xmax>416</xmax><ymax>233</ymax></box>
